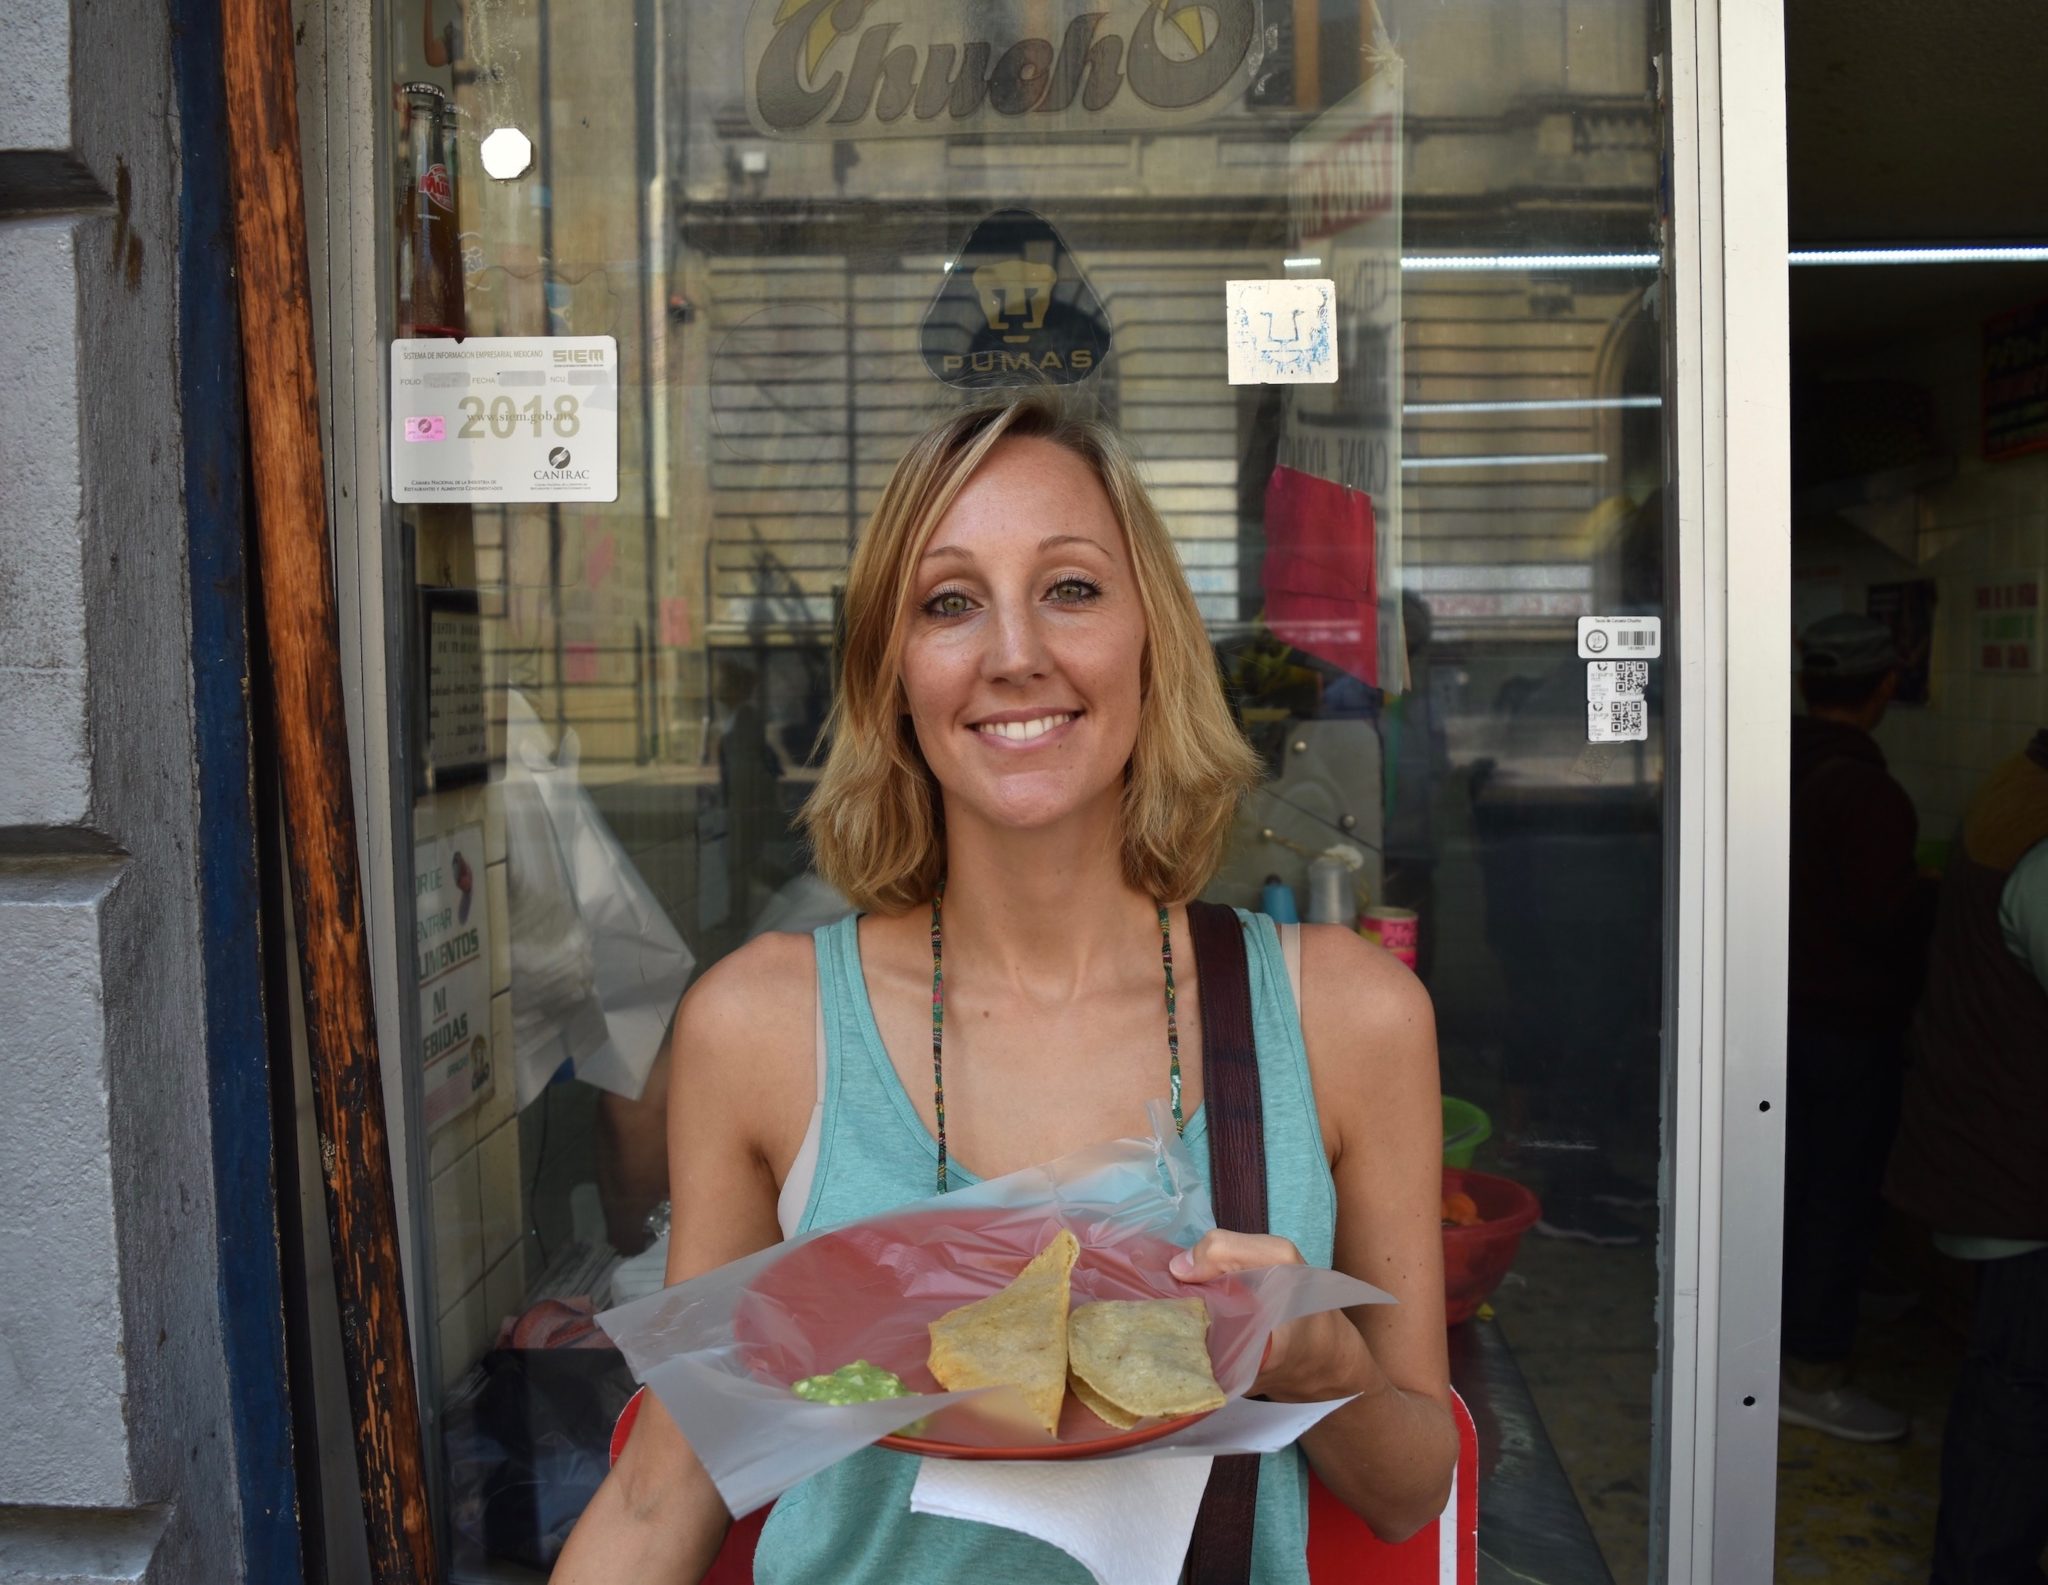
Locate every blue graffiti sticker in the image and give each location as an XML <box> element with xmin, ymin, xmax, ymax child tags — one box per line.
<box><xmin>1225</xmin><ymin>278</ymin><xmax>1339</xmax><ymax>385</ymax></box>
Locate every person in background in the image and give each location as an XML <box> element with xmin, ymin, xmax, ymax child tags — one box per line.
<box><xmin>1378</xmin><ymin>591</ymin><xmax>1450</xmax><ymax>982</ymax></box>
<box><xmin>1886</xmin><ymin>728</ymin><xmax>2048</xmax><ymax>1584</ymax></box>
<box><xmin>713</xmin><ymin>658</ymin><xmax>785</xmax><ymax>925</ymax></box>
<box><xmin>1780</xmin><ymin>613</ymin><xmax>1934</xmax><ymax>1442</ymax></box>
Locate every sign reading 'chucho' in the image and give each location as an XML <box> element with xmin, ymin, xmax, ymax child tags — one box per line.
<box><xmin>747</xmin><ymin>0</ymin><xmax>1262</xmax><ymax>137</ymax></box>
<box><xmin>922</xmin><ymin>209</ymin><xmax>1111</xmax><ymax>388</ymax></box>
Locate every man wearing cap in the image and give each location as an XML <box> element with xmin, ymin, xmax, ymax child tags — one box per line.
<box><xmin>1780</xmin><ymin>613</ymin><xmax>1935</xmax><ymax>1441</ymax></box>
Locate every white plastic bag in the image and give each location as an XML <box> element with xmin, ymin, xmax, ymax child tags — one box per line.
<box><xmin>503</xmin><ymin>695</ymin><xmax>607</xmax><ymax>1098</ymax></box>
<box><xmin>503</xmin><ymin>690</ymin><xmax>695</xmax><ymax>1109</ymax></box>
<box><xmin>598</xmin><ymin>1105</ymin><xmax>1390</xmax><ymax>1518</ymax></box>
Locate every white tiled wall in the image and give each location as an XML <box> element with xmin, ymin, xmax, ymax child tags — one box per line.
<box><xmin>418</xmin><ymin>781</ymin><xmax>530</xmax><ymax>1386</ymax></box>
<box><xmin>1793</xmin><ymin>322</ymin><xmax>2048</xmax><ymax>848</ymax></box>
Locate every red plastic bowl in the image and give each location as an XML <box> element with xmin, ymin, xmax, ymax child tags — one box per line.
<box><xmin>1441</xmin><ymin>1167</ymin><xmax>1541</xmax><ymax>1325</ymax></box>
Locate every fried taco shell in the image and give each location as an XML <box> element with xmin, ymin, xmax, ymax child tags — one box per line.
<box><xmin>926</xmin><ymin>1229</ymin><xmax>1080</xmax><ymax>1437</ymax></box>
<box><xmin>1066</xmin><ymin>1297</ymin><xmax>1226</xmax><ymax>1425</ymax></box>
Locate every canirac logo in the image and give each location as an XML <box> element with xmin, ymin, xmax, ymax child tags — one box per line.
<box><xmin>534</xmin><ymin>445</ymin><xmax>591</xmax><ymax>485</ymax></box>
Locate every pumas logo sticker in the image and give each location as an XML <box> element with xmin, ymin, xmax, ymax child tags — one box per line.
<box><xmin>921</xmin><ymin>209</ymin><xmax>1111</xmax><ymax>388</ymax></box>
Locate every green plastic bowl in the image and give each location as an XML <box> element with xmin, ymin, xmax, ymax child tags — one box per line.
<box><xmin>1442</xmin><ymin>1096</ymin><xmax>1492</xmax><ymax>1169</ymax></box>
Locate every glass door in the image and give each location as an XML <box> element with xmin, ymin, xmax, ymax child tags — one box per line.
<box><xmin>359</xmin><ymin>1</ymin><xmax>1715</xmax><ymax>1577</ymax></box>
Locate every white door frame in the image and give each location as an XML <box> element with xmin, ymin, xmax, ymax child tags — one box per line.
<box><xmin>1661</xmin><ymin>0</ymin><xmax>1792</xmax><ymax>1578</ymax></box>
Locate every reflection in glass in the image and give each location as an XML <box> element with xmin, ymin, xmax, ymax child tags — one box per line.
<box><xmin>382</xmin><ymin>1</ymin><xmax>1670</xmax><ymax>1577</ymax></box>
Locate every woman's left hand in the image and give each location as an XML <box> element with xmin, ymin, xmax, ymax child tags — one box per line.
<box><xmin>1169</xmin><ymin>1230</ymin><xmax>1390</xmax><ymax>1404</ymax></box>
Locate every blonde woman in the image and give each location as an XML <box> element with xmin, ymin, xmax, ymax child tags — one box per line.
<box><xmin>554</xmin><ymin>389</ymin><xmax>1454</xmax><ymax>1583</ymax></box>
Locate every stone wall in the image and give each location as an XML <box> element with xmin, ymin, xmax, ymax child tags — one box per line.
<box><xmin>0</xmin><ymin>0</ymin><xmax>250</xmax><ymax>1577</ymax></box>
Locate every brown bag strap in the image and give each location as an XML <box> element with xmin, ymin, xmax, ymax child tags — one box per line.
<box><xmin>1183</xmin><ymin>900</ymin><xmax>1266</xmax><ymax>1585</ymax></box>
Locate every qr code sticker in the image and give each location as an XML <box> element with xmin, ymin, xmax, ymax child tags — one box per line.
<box><xmin>1586</xmin><ymin>660</ymin><xmax>1648</xmax><ymax>703</ymax></box>
<box><xmin>1588</xmin><ymin>696</ymin><xmax>1649</xmax><ymax>742</ymax></box>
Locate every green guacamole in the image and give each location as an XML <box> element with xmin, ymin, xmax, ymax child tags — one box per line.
<box><xmin>790</xmin><ymin>1360</ymin><xmax>914</xmax><ymax>1406</ymax></box>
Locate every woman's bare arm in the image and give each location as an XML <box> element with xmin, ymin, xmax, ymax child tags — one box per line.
<box><xmin>551</xmin><ymin>933</ymin><xmax>815</xmax><ymax>1583</ymax></box>
<box><xmin>1171</xmin><ymin>926</ymin><xmax>1456</xmax><ymax>1542</ymax></box>
<box><xmin>1294</xmin><ymin>926</ymin><xmax>1458</xmax><ymax>1539</ymax></box>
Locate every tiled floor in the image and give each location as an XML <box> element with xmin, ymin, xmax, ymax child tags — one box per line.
<box><xmin>1486</xmin><ymin>1213</ymin><xmax>1967</xmax><ymax>1585</ymax></box>
<box><xmin>1773</xmin><ymin>1302</ymin><xmax>1958</xmax><ymax>1584</ymax></box>
<box><xmin>1489</xmin><ymin>1224</ymin><xmax>1659</xmax><ymax>1580</ymax></box>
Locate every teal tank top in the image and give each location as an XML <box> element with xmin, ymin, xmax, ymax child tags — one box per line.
<box><xmin>754</xmin><ymin>908</ymin><xmax>1338</xmax><ymax>1585</ymax></box>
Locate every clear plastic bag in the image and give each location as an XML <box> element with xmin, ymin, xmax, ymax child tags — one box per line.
<box><xmin>598</xmin><ymin>1104</ymin><xmax>1390</xmax><ymax>1517</ymax></box>
<box><xmin>504</xmin><ymin>688</ymin><xmax>696</xmax><ymax>1108</ymax></box>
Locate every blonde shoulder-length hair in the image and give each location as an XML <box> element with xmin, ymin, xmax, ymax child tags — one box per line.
<box><xmin>799</xmin><ymin>387</ymin><xmax>1260</xmax><ymax>914</ymax></box>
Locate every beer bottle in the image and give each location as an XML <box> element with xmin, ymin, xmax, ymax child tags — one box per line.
<box><xmin>398</xmin><ymin>82</ymin><xmax>464</xmax><ymax>338</ymax></box>
<box><xmin>396</xmin><ymin>79</ymin><xmax>476</xmax><ymax>723</ymax></box>
<box><xmin>436</xmin><ymin>95</ymin><xmax>469</xmax><ymax>333</ymax></box>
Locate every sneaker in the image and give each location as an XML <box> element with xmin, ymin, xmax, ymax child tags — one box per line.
<box><xmin>1533</xmin><ymin>1198</ymin><xmax>1644</xmax><ymax>1247</ymax></box>
<box><xmin>1778</xmin><ymin>1380</ymin><xmax>1909</xmax><ymax>1443</ymax></box>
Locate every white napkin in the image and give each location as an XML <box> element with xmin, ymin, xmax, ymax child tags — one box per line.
<box><xmin>910</xmin><ymin>1454</ymin><xmax>1214</xmax><ymax>1585</ymax></box>
<box><xmin>907</xmin><ymin>1395</ymin><xmax>1351</xmax><ymax>1585</ymax></box>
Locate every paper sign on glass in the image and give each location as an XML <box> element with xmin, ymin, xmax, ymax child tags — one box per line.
<box><xmin>415</xmin><ymin>824</ymin><xmax>494</xmax><ymax>1133</ymax></box>
<box><xmin>1226</xmin><ymin>280</ymin><xmax>1338</xmax><ymax>385</ymax></box>
<box><xmin>390</xmin><ymin>335</ymin><xmax>619</xmax><ymax>503</ymax></box>
<box><xmin>1577</xmin><ymin>614</ymin><xmax>1661</xmax><ymax>659</ymax></box>
<box><xmin>1586</xmin><ymin>660</ymin><xmax>1650</xmax><ymax>742</ymax></box>
<box><xmin>1587</xmin><ymin>699</ymin><xmax>1649</xmax><ymax>743</ymax></box>
<box><xmin>1262</xmin><ymin>465</ymin><xmax>1378</xmax><ymax>685</ymax></box>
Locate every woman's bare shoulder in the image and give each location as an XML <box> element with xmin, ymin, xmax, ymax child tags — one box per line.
<box><xmin>1295</xmin><ymin>924</ymin><xmax>1439</xmax><ymax>1146</ymax></box>
<box><xmin>663</xmin><ymin>932</ymin><xmax>821</xmax><ymax>1274</ymax></box>
<box><xmin>1297</xmin><ymin>923</ymin><xmax>1434</xmax><ymax>1030</ymax></box>
<box><xmin>669</xmin><ymin>929</ymin><xmax>818</xmax><ymax>1089</ymax></box>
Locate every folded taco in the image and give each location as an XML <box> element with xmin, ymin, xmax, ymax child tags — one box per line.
<box><xmin>1066</xmin><ymin>1297</ymin><xmax>1226</xmax><ymax>1429</ymax></box>
<box><xmin>926</xmin><ymin>1229</ymin><xmax>1080</xmax><ymax>1437</ymax></box>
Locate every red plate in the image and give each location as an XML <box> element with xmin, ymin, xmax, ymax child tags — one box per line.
<box><xmin>732</xmin><ymin>1202</ymin><xmax>1258</xmax><ymax>1461</ymax></box>
<box><xmin>877</xmin><ymin>1400</ymin><xmax>1214</xmax><ymax>1460</ymax></box>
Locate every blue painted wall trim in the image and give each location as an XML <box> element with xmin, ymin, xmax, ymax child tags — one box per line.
<box><xmin>171</xmin><ymin>0</ymin><xmax>306</xmax><ymax>1576</ymax></box>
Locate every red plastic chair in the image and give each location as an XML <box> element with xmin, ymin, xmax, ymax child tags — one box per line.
<box><xmin>616</xmin><ymin>1388</ymin><xmax>1479</xmax><ymax>1583</ymax></box>
<box><xmin>1308</xmin><ymin>1389</ymin><xmax>1478</xmax><ymax>1584</ymax></box>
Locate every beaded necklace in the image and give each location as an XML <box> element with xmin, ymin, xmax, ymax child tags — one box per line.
<box><xmin>928</xmin><ymin>884</ymin><xmax>1183</xmax><ymax>1193</ymax></box>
